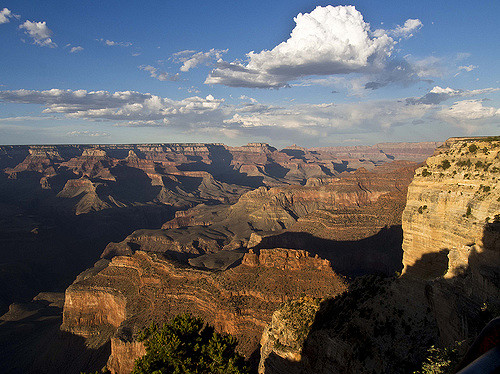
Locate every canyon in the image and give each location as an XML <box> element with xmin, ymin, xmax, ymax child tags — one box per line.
<box><xmin>3</xmin><ymin>138</ymin><xmax>496</xmax><ymax>373</ymax></box>
<box><xmin>0</xmin><ymin>141</ymin><xmax>438</xmax><ymax>315</ymax></box>
<box><xmin>258</xmin><ymin>137</ymin><xmax>500</xmax><ymax>373</ymax></box>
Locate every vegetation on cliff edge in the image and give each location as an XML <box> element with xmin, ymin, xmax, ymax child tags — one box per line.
<box><xmin>132</xmin><ymin>314</ymin><xmax>250</xmax><ymax>374</ymax></box>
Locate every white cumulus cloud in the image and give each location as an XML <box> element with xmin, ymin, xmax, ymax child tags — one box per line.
<box><xmin>439</xmin><ymin>99</ymin><xmax>500</xmax><ymax>121</ymax></box>
<box><xmin>19</xmin><ymin>20</ymin><xmax>57</xmax><ymax>47</ymax></box>
<box><xmin>0</xmin><ymin>89</ymin><xmax>225</xmax><ymax>126</ymax></box>
<box><xmin>205</xmin><ymin>5</ymin><xmax>396</xmax><ymax>88</ymax></box>
<box><xmin>0</xmin><ymin>8</ymin><xmax>20</xmax><ymax>24</ymax></box>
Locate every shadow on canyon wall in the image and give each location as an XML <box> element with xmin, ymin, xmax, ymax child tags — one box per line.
<box><xmin>0</xmin><ymin>297</ymin><xmax>110</xmax><ymax>374</ymax></box>
<box><xmin>253</xmin><ymin>225</ymin><xmax>404</xmax><ymax>277</ymax></box>
<box><xmin>0</xmin><ymin>176</ymin><xmax>177</xmax><ymax>315</ymax></box>
<box><xmin>259</xmin><ymin>222</ymin><xmax>500</xmax><ymax>374</ymax></box>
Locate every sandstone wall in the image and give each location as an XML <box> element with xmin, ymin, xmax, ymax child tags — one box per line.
<box><xmin>401</xmin><ymin>137</ymin><xmax>500</xmax><ymax>344</ymax></box>
<box><xmin>61</xmin><ymin>250</ymin><xmax>346</xmax><ymax>373</ymax></box>
<box><xmin>402</xmin><ymin>138</ymin><xmax>500</xmax><ymax>280</ymax></box>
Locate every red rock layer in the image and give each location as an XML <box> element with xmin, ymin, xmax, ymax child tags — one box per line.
<box><xmin>61</xmin><ymin>250</ymin><xmax>347</xmax><ymax>373</ymax></box>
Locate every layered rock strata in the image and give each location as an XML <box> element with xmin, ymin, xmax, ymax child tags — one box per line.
<box><xmin>61</xmin><ymin>250</ymin><xmax>347</xmax><ymax>373</ymax></box>
<box><xmin>258</xmin><ymin>137</ymin><xmax>500</xmax><ymax>374</ymax></box>
<box><xmin>103</xmin><ymin>161</ymin><xmax>418</xmax><ymax>276</ymax></box>
<box><xmin>401</xmin><ymin>137</ymin><xmax>500</xmax><ymax>344</ymax></box>
<box><xmin>402</xmin><ymin>137</ymin><xmax>500</xmax><ymax>279</ymax></box>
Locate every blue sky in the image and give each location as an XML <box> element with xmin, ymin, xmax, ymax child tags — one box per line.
<box><xmin>0</xmin><ymin>0</ymin><xmax>498</xmax><ymax>147</ymax></box>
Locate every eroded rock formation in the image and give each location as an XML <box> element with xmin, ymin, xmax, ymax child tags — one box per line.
<box><xmin>258</xmin><ymin>137</ymin><xmax>500</xmax><ymax>374</ymax></box>
<box><xmin>0</xmin><ymin>141</ymin><xmax>441</xmax><ymax>372</ymax></box>
<box><xmin>61</xmin><ymin>250</ymin><xmax>347</xmax><ymax>373</ymax></box>
<box><xmin>401</xmin><ymin>137</ymin><xmax>500</xmax><ymax>345</ymax></box>
<box><xmin>104</xmin><ymin>161</ymin><xmax>418</xmax><ymax>276</ymax></box>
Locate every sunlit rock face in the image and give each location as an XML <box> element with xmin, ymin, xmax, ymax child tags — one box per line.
<box><xmin>61</xmin><ymin>250</ymin><xmax>347</xmax><ymax>373</ymax></box>
<box><xmin>401</xmin><ymin>137</ymin><xmax>500</xmax><ymax>344</ymax></box>
<box><xmin>257</xmin><ymin>137</ymin><xmax>500</xmax><ymax>374</ymax></box>
<box><xmin>402</xmin><ymin>137</ymin><xmax>500</xmax><ymax>282</ymax></box>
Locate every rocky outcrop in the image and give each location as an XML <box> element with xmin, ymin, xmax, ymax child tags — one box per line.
<box><xmin>242</xmin><ymin>248</ymin><xmax>331</xmax><ymax>271</ymax></box>
<box><xmin>402</xmin><ymin>138</ymin><xmax>500</xmax><ymax>280</ymax></box>
<box><xmin>257</xmin><ymin>137</ymin><xmax>500</xmax><ymax>374</ymax></box>
<box><xmin>401</xmin><ymin>137</ymin><xmax>500</xmax><ymax>345</ymax></box>
<box><xmin>61</xmin><ymin>250</ymin><xmax>347</xmax><ymax>373</ymax></box>
<box><xmin>259</xmin><ymin>297</ymin><xmax>321</xmax><ymax>374</ymax></box>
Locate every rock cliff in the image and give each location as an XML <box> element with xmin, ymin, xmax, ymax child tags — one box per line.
<box><xmin>401</xmin><ymin>136</ymin><xmax>500</xmax><ymax>344</ymax></box>
<box><xmin>61</xmin><ymin>249</ymin><xmax>347</xmax><ymax>373</ymax></box>
<box><xmin>402</xmin><ymin>137</ymin><xmax>500</xmax><ymax>280</ymax></box>
<box><xmin>257</xmin><ymin>137</ymin><xmax>500</xmax><ymax>374</ymax></box>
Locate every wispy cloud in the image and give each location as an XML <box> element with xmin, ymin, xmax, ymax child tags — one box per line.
<box><xmin>172</xmin><ymin>48</ymin><xmax>228</xmax><ymax>72</ymax></box>
<box><xmin>138</xmin><ymin>65</ymin><xmax>179</xmax><ymax>81</ymax></box>
<box><xmin>70</xmin><ymin>46</ymin><xmax>83</xmax><ymax>53</ymax></box>
<box><xmin>458</xmin><ymin>65</ymin><xmax>477</xmax><ymax>72</ymax></box>
<box><xmin>0</xmin><ymin>115</ymin><xmax>55</xmax><ymax>122</ymax></box>
<box><xmin>389</xmin><ymin>19</ymin><xmax>423</xmax><ymax>38</ymax></box>
<box><xmin>67</xmin><ymin>130</ymin><xmax>110</xmax><ymax>137</ymax></box>
<box><xmin>406</xmin><ymin>86</ymin><xmax>498</xmax><ymax>105</ymax></box>
<box><xmin>97</xmin><ymin>38</ymin><xmax>132</xmax><ymax>47</ymax></box>
<box><xmin>19</xmin><ymin>20</ymin><xmax>57</xmax><ymax>47</ymax></box>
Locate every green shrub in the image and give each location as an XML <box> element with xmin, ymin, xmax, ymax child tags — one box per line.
<box><xmin>132</xmin><ymin>314</ymin><xmax>250</xmax><ymax>374</ymax></box>
<box><xmin>413</xmin><ymin>342</ymin><xmax>463</xmax><ymax>374</ymax></box>
<box><xmin>456</xmin><ymin>159</ymin><xmax>472</xmax><ymax>168</ymax></box>
<box><xmin>465</xmin><ymin>206</ymin><xmax>472</xmax><ymax>217</ymax></box>
<box><xmin>480</xmin><ymin>185</ymin><xmax>491</xmax><ymax>193</ymax></box>
<box><xmin>418</xmin><ymin>205</ymin><xmax>428</xmax><ymax>214</ymax></box>
<box><xmin>468</xmin><ymin>144</ymin><xmax>478</xmax><ymax>153</ymax></box>
<box><xmin>421</xmin><ymin>169</ymin><xmax>432</xmax><ymax>177</ymax></box>
<box><xmin>440</xmin><ymin>160</ymin><xmax>451</xmax><ymax>170</ymax></box>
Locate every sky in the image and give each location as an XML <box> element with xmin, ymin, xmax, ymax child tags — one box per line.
<box><xmin>0</xmin><ymin>0</ymin><xmax>499</xmax><ymax>147</ymax></box>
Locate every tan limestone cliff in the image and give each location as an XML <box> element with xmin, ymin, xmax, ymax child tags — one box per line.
<box><xmin>402</xmin><ymin>138</ymin><xmax>500</xmax><ymax>281</ymax></box>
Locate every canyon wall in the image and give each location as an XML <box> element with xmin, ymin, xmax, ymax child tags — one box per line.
<box><xmin>61</xmin><ymin>250</ymin><xmax>347</xmax><ymax>373</ymax></box>
<box><xmin>402</xmin><ymin>137</ymin><xmax>500</xmax><ymax>279</ymax></box>
<box><xmin>0</xmin><ymin>141</ymin><xmax>441</xmax><ymax>372</ymax></box>
<box><xmin>258</xmin><ymin>137</ymin><xmax>500</xmax><ymax>374</ymax></box>
<box><xmin>102</xmin><ymin>161</ymin><xmax>418</xmax><ymax>276</ymax></box>
<box><xmin>401</xmin><ymin>137</ymin><xmax>500</xmax><ymax>344</ymax></box>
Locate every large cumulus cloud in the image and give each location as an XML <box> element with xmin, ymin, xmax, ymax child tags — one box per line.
<box><xmin>205</xmin><ymin>5</ymin><xmax>424</xmax><ymax>89</ymax></box>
